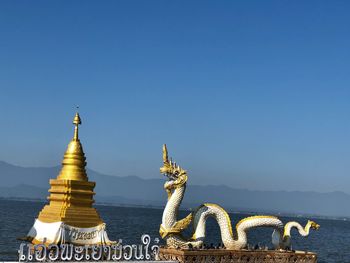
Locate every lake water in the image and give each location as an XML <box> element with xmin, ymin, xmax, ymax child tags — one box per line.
<box><xmin>0</xmin><ymin>199</ymin><xmax>349</xmax><ymax>262</ymax></box>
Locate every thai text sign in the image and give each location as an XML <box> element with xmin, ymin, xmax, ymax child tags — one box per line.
<box><xmin>18</xmin><ymin>234</ymin><xmax>160</xmax><ymax>262</ymax></box>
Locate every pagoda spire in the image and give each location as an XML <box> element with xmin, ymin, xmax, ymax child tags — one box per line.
<box><xmin>73</xmin><ymin>112</ymin><xmax>81</xmax><ymax>141</ymax></box>
<box><xmin>56</xmin><ymin>112</ymin><xmax>88</xmax><ymax>181</ymax></box>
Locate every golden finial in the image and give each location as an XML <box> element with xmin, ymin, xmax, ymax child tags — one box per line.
<box><xmin>163</xmin><ymin>144</ymin><xmax>169</xmax><ymax>164</ymax></box>
<box><xmin>73</xmin><ymin>111</ymin><xmax>81</xmax><ymax>141</ymax></box>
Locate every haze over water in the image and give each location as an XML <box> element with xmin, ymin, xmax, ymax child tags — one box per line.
<box><xmin>0</xmin><ymin>200</ymin><xmax>349</xmax><ymax>263</ymax></box>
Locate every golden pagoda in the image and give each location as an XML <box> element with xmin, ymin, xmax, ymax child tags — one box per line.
<box><xmin>26</xmin><ymin>113</ymin><xmax>113</xmax><ymax>245</ymax></box>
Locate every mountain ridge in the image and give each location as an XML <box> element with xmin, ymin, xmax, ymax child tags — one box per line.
<box><xmin>0</xmin><ymin>161</ymin><xmax>349</xmax><ymax>217</ymax></box>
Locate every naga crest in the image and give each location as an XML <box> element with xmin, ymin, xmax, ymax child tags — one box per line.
<box><xmin>308</xmin><ymin>220</ymin><xmax>320</xmax><ymax>230</ymax></box>
<box><xmin>160</xmin><ymin>144</ymin><xmax>187</xmax><ymax>189</ymax></box>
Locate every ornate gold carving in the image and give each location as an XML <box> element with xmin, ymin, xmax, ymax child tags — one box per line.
<box><xmin>308</xmin><ymin>220</ymin><xmax>320</xmax><ymax>230</ymax></box>
<box><xmin>160</xmin><ymin>144</ymin><xmax>187</xmax><ymax>179</ymax></box>
<box><xmin>159</xmin><ymin>213</ymin><xmax>193</xmax><ymax>238</ymax></box>
<box><xmin>173</xmin><ymin>213</ymin><xmax>193</xmax><ymax>232</ymax></box>
<box><xmin>160</xmin><ymin>144</ymin><xmax>188</xmax><ymax>190</ymax></box>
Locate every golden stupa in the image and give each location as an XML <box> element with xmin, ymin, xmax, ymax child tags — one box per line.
<box><xmin>37</xmin><ymin>112</ymin><xmax>103</xmax><ymax>228</ymax></box>
<box><xmin>26</xmin><ymin>113</ymin><xmax>113</xmax><ymax>245</ymax></box>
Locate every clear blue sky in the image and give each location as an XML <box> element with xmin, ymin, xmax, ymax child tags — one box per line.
<box><xmin>0</xmin><ymin>1</ymin><xmax>349</xmax><ymax>193</ymax></box>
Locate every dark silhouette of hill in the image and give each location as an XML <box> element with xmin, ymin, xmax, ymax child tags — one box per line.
<box><xmin>0</xmin><ymin>161</ymin><xmax>349</xmax><ymax>217</ymax></box>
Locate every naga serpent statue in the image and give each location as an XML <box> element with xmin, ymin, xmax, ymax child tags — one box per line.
<box><xmin>272</xmin><ymin>220</ymin><xmax>320</xmax><ymax>250</ymax></box>
<box><xmin>159</xmin><ymin>145</ymin><xmax>320</xmax><ymax>250</ymax></box>
<box><xmin>159</xmin><ymin>144</ymin><xmax>287</xmax><ymax>250</ymax></box>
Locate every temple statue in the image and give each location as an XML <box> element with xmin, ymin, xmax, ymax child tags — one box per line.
<box><xmin>158</xmin><ymin>144</ymin><xmax>319</xmax><ymax>263</ymax></box>
<box><xmin>25</xmin><ymin>113</ymin><xmax>113</xmax><ymax>245</ymax></box>
<box><xmin>159</xmin><ymin>144</ymin><xmax>319</xmax><ymax>250</ymax></box>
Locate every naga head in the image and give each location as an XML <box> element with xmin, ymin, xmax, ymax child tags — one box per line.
<box><xmin>160</xmin><ymin>144</ymin><xmax>187</xmax><ymax>190</ymax></box>
<box><xmin>307</xmin><ymin>220</ymin><xmax>320</xmax><ymax>230</ymax></box>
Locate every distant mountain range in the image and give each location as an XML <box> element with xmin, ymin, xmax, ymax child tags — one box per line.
<box><xmin>0</xmin><ymin>160</ymin><xmax>349</xmax><ymax>217</ymax></box>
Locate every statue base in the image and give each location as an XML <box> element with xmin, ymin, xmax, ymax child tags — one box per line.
<box><xmin>158</xmin><ymin>247</ymin><xmax>317</xmax><ymax>263</ymax></box>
